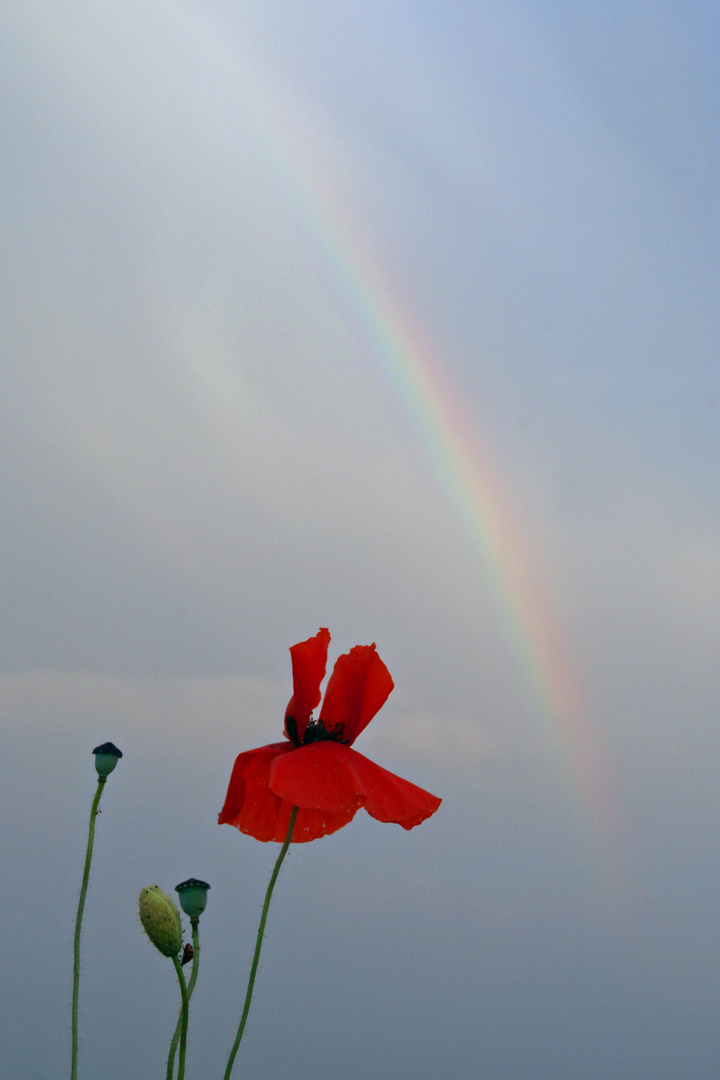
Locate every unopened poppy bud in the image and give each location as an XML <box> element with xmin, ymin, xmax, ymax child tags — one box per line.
<box><xmin>139</xmin><ymin>886</ymin><xmax>182</xmax><ymax>958</ymax></box>
<box><xmin>175</xmin><ymin>878</ymin><xmax>210</xmax><ymax>919</ymax></box>
<box><xmin>92</xmin><ymin>742</ymin><xmax>123</xmax><ymax>777</ymax></box>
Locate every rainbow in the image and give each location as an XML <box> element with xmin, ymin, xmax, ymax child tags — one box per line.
<box><xmin>28</xmin><ymin>0</ymin><xmax>615</xmax><ymax>856</ymax></box>
<box><xmin>254</xmin><ymin>88</ymin><xmax>617</xmax><ymax>858</ymax></box>
<box><xmin>154</xmin><ymin>33</ymin><xmax>613</xmax><ymax>855</ymax></box>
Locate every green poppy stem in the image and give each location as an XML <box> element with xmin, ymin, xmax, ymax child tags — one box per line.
<box><xmin>167</xmin><ymin>918</ymin><xmax>201</xmax><ymax>1080</ymax></box>
<box><xmin>71</xmin><ymin>775</ymin><xmax>107</xmax><ymax>1080</ymax></box>
<box><xmin>222</xmin><ymin>806</ymin><xmax>299</xmax><ymax>1080</ymax></box>
<box><xmin>170</xmin><ymin>954</ymin><xmax>190</xmax><ymax>1080</ymax></box>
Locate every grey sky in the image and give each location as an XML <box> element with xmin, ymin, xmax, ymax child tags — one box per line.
<box><xmin>1</xmin><ymin>1</ymin><xmax>719</xmax><ymax>1077</ymax></box>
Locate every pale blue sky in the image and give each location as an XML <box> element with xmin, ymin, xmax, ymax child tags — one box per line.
<box><xmin>1</xmin><ymin>1</ymin><xmax>719</xmax><ymax>1077</ymax></box>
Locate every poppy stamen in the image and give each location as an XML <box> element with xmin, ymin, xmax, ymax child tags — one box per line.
<box><xmin>302</xmin><ymin>718</ymin><xmax>349</xmax><ymax>745</ymax></box>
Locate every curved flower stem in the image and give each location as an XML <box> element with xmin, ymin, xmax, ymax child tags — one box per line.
<box><xmin>171</xmin><ymin>954</ymin><xmax>190</xmax><ymax>1080</ymax></box>
<box><xmin>222</xmin><ymin>806</ymin><xmax>298</xmax><ymax>1080</ymax></box>
<box><xmin>167</xmin><ymin>919</ymin><xmax>201</xmax><ymax>1080</ymax></box>
<box><xmin>71</xmin><ymin>774</ymin><xmax>107</xmax><ymax>1080</ymax></box>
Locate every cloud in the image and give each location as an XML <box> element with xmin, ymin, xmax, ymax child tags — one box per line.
<box><xmin>0</xmin><ymin>666</ymin><xmax>508</xmax><ymax>773</ymax></box>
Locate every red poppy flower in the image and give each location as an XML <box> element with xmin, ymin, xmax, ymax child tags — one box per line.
<box><xmin>219</xmin><ymin>629</ymin><xmax>441</xmax><ymax>843</ymax></box>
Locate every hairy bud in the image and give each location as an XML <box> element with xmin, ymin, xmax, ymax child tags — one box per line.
<box><xmin>139</xmin><ymin>885</ymin><xmax>182</xmax><ymax>958</ymax></box>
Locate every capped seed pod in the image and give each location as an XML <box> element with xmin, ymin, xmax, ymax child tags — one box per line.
<box><xmin>139</xmin><ymin>886</ymin><xmax>182</xmax><ymax>958</ymax></box>
<box><xmin>175</xmin><ymin>879</ymin><xmax>210</xmax><ymax>919</ymax></box>
<box><xmin>92</xmin><ymin>742</ymin><xmax>123</xmax><ymax>777</ymax></box>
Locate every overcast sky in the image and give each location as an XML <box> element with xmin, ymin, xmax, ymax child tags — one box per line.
<box><xmin>1</xmin><ymin>2</ymin><xmax>719</xmax><ymax>1078</ymax></box>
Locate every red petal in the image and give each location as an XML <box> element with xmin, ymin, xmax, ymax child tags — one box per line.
<box><xmin>218</xmin><ymin>743</ymin><xmax>292</xmax><ymax>841</ymax></box>
<box><xmin>284</xmin><ymin>628</ymin><xmax>331</xmax><ymax>744</ymax></box>
<box><xmin>344</xmin><ymin>748</ymin><xmax>442</xmax><ymax>829</ymax></box>
<box><xmin>269</xmin><ymin>742</ymin><xmax>441</xmax><ymax>830</ymax></box>
<box><xmin>218</xmin><ymin>741</ymin><xmax>357</xmax><ymax>843</ymax></box>
<box><xmin>319</xmin><ymin>644</ymin><xmax>394</xmax><ymax>744</ymax></box>
<box><xmin>270</xmin><ymin>742</ymin><xmax>365</xmax><ymax>813</ymax></box>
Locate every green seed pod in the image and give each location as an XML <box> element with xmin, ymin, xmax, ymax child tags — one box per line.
<box><xmin>92</xmin><ymin>742</ymin><xmax>123</xmax><ymax>777</ymax></box>
<box><xmin>175</xmin><ymin>879</ymin><xmax>210</xmax><ymax>920</ymax></box>
<box><xmin>139</xmin><ymin>886</ymin><xmax>182</xmax><ymax>958</ymax></box>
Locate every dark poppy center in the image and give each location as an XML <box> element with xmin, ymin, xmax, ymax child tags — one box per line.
<box><xmin>286</xmin><ymin>715</ymin><xmax>349</xmax><ymax>747</ymax></box>
<box><xmin>302</xmin><ymin>718</ymin><xmax>349</xmax><ymax>745</ymax></box>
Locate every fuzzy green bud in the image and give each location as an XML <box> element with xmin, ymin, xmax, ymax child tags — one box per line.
<box><xmin>139</xmin><ymin>886</ymin><xmax>182</xmax><ymax>958</ymax></box>
<box><xmin>175</xmin><ymin>878</ymin><xmax>210</xmax><ymax>919</ymax></box>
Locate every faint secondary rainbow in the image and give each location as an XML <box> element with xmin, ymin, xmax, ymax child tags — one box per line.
<box><xmin>230</xmin><ymin>67</ymin><xmax>613</xmax><ymax>851</ymax></box>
